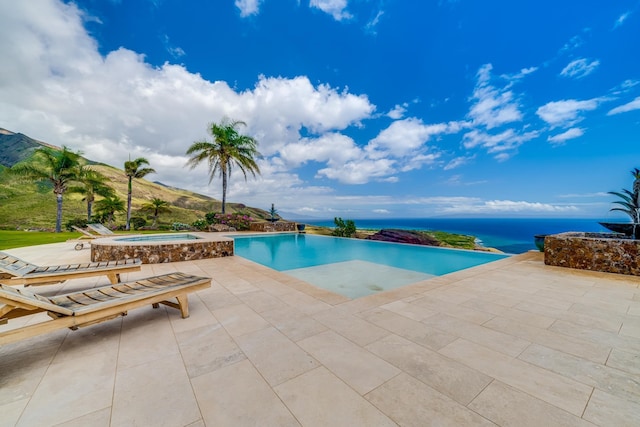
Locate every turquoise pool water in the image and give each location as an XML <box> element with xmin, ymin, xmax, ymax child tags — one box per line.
<box><xmin>115</xmin><ymin>234</ymin><xmax>201</xmax><ymax>242</ymax></box>
<box><xmin>233</xmin><ymin>234</ymin><xmax>509</xmax><ymax>298</ymax></box>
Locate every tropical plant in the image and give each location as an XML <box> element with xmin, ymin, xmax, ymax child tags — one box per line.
<box><xmin>124</xmin><ymin>157</ymin><xmax>155</xmax><ymax>231</ymax></box>
<box><xmin>10</xmin><ymin>146</ymin><xmax>81</xmax><ymax>232</ymax></box>
<box><xmin>608</xmin><ymin>188</ymin><xmax>640</xmax><ymax>223</ymax></box>
<box><xmin>140</xmin><ymin>197</ymin><xmax>171</xmax><ymax>226</ymax></box>
<box><xmin>68</xmin><ymin>165</ymin><xmax>114</xmax><ymax>222</ymax></box>
<box><xmin>332</xmin><ymin>217</ymin><xmax>356</xmax><ymax>238</ymax></box>
<box><xmin>191</xmin><ymin>218</ymin><xmax>208</xmax><ymax>230</ymax></box>
<box><xmin>208</xmin><ymin>212</ymin><xmax>254</xmax><ymax>230</ymax></box>
<box><xmin>94</xmin><ymin>195</ymin><xmax>126</xmax><ymax>228</ymax></box>
<box><xmin>268</xmin><ymin>203</ymin><xmax>279</xmax><ymax>222</ymax></box>
<box><xmin>185</xmin><ymin>119</ymin><xmax>261</xmax><ymax>214</ymax></box>
<box><xmin>632</xmin><ymin>168</ymin><xmax>640</xmax><ymax>207</ymax></box>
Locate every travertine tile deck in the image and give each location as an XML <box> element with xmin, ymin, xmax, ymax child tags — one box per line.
<box><xmin>1</xmin><ymin>241</ymin><xmax>640</xmax><ymax>426</ymax></box>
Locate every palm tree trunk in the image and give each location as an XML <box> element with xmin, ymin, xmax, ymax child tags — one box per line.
<box><xmin>126</xmin><ymin>177</ymin><xmax>133</xmax><ymax>230</ymax></box>
<box><xmin>55</xmin><ymin>193</ymin><xmax>63</xmax><ymax>233</ymax></box>
<box><xmin>87</xmin><ymin>200</ymin><xmax>92</xmax><ymax>222</ymax></box>
<box><xmin>221</xmin><ymin>168</ymin><xmax>228</xmax><ymax>214</ymax></box>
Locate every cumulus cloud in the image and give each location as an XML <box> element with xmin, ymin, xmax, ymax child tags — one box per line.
<box><xmin>467</xmin><ymin>64</ymin><xmax>523</xmax><ymax>129</ymax></box>
<box><xmin>547</xmin><ymin>127</ymin><xmax>584</xmax><ymax>145</ymax></box>
<box><xmin>560</xmin><ymin>58</ymin><xmax>600</xmax><ymax>79</ymax></box>
<box><xmin>607</xmin><ymin>96</ymin><xmax>640</xmax><ymax>115</ymax></box>
<box><xmin>310</xmin><ymin>0</ymin><xmax>352</xmax><ymax>21</ymax></box>
<box><xmin>0</xmin><ymin>0</ymin><xmax>382</xmax><ymax>200</ymax></box>
<box><xmin>366</xmin><ymin>118</ymin><xmax>459</xmax><ymax>158</ymax></box>
<box><xmin>387</xmin><ymin>103</ymin><xmax>407</xmax><ymax>119</ymax></box>
<box><xmin>235</xmin><ymin>0</ymin><xmax>263</xmax><ymax>17</ymax></box>
<box><xmin>536</xmin><ymin>99</ymin><xmax>600</xmax><ymax>127</ymax></box>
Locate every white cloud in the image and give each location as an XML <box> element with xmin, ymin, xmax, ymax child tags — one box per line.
<box><xmin>444</xmin><ymin>156</ymin><xmax>474</xmax><ymax>171</ymax></box>
<box><xmin>235</xmin><ymin>0</ymin><xmax>263</xmax><ymax>17</ymax></box>
<box><xmin>467</xmin><ymin>64</ymin><xmax>523</xmax><ymax>129</ymax></box>
<box><xmin>310</xmin><ymin>0</ymin><xmax>352</xmax><ymax>21</ymax></box>
<box><xmin>536</xmin><ymin>99</ymin><xmax>600</xmax><ymax>127</ymax></box>
<box><xmin>614</xmin><ymin>11</ymin><xmax>630</xmax><ymax>29</ymax></box>
<box><xmin>440</xmin><ymin>200</ymin><xmax>580</xmax><ymax>215</ymax></box>
<box><xmin>547</xmin><ymin>127</ymin><xmax>584</xmax><ymax>145</ymax></box>
<box><xmin>366</xmin><ymin>118</ymin><xmax>454</xmax><ymax>158</ymax></box>
<box><xmin>462</xmin><ymin>129</ymin><xmax>538</xmax><ymax>158</ymax></box>
<box><xmin>560</xmin><ymin>58</ymin><xmax>600</xmax><ymax>79</ymax></box>
<box><xmin>372</xmin><ymin>209</ymin><xmax>390</xmax><ymax>214</ymax></box>
<box><xmin>317</xmin><ymin>158</ymin><xmax>396</xmax><ymax>184</ymax></box>
<box><xmin>607</xmin><ymin>96</ymin><xmax>640</xmax><ymax>115</ymax></box>
<box><xmin>386</xmin><ymin>103</ymin><xmax>407</xmax><ymax>119</ymax></box>
<box><xmin>365</xmin><ymin>9</ymin><xmax>384</xmax><ymax>33</ymax></box>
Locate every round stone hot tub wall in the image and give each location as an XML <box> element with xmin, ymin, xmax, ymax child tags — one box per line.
<box><xmin>91</xmin><ymin>235</ymin><xmax>234</xmax><ymax>264</ymax></box>
<box><xmin>544</xmin><ymin>232</ymin><xmax>640</xmax><ymax>276</ymax></box>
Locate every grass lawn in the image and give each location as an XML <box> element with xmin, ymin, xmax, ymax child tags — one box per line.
<box><xmin>0</xmin><ymin>230</ymin><xmax>175</xmax><ymax>250</ymax></box>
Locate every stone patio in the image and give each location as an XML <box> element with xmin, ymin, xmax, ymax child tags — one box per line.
<box><xmin>1</xmin><ymin>240</ymin><xmax>640</xmax><ymax>426</ymax></box>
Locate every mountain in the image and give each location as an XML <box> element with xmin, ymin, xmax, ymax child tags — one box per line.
<box><xmin>0</xmin><ymin>128</ymin><xmax>270</xmax><ymax>230</ymax></box>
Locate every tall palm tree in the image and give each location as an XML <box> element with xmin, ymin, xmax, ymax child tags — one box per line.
<box><xmin>68</xmin><ymin>165</ymin><xmax>115</xmax><ymax>222</ymax></box>
<box><xmin>94</xmin><ymin>196</ymin><xmax>126</xmax><ymax>228</ymax></box>
<box><xmin>185</xmin><ymin>119</ymin><xmax>261</xmax><ymax>214</ymax></box>
<box><xmin>141</xmin><ymin>197</ymin><xmax>171</xmax><ymax>226</ymax></box>
<box><xmin>10</xmin><ymin>146</ymin><xmax>81</xmax><ymax>232</ymax></box>
<box><xmin>124</xmin><ymin>157</ymin><xmax>155</xmax><ymax>230</ymax></box>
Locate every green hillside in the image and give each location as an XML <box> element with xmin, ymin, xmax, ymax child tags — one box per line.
<box><xmin>0</xmin><ymin>129</ymin><xmax>270</xmax><ymax>230</ymax></box>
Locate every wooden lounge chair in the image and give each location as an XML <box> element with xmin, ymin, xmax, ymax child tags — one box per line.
<box><xmin>0</xmin><ymin>272</ymin><xmax>211</xmax><ymax>345</ymax></box>
<box><xmin>0</xmin><ymin>251</ymin><xmax>142</xmax><ymax>286</ymax></box>
<box><xmin>86</xmin><ymin>223</ymin><xmax>115</xmax><ymax>236</ymax></box>
<box><xmin>72</xmin><ymin>225</ymin><xmax>100</xmax><ymax>239</ymax></box>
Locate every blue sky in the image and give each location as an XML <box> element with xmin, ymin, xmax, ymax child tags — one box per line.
<box><xmin>1</xmin><ymin>0</ymin><xmax>639</xmax><ymax>218</ymax></box>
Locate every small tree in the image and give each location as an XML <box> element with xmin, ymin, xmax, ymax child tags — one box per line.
<box><xmin>333</xmin><ymin>217</ymin><xmax>356</xmax><ymax>238</ymax></box>
<box><xmin>68</xmin><ymin>165</ymin><xmax>114</xmax><ymax>222</ymax></box>
<box><xmin>140</xmin><ymin>198</ymin><xmax>171</xmax><ymax>226</ymax></box>
<box><xmin>94</xmin><ymin>196</ymin><xmax>126</xmax><ymax>228</ymax></box>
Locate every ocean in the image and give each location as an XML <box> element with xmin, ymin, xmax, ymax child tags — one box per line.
<box><xmin>302</xmin><ymin>218</ymin><xmax>610</xmax><ymax>254</ymax></box>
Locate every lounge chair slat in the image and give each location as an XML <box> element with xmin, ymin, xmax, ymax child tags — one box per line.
<box><xmin>0</xmin><ymin>273</ymin><xmax>211</xmax><ymax>344</ymax></box>
<box><xmin>0</xmin><ymin>251</ymin><xmax>142</xmax><ymax>286</ymax></box>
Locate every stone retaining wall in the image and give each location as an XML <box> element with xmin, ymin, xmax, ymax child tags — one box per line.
<box><xmin>544</xmin><ymin>232</ymin><xmax>640</xmax><ymax>276</ymax></box>
<box><xmin>92</xmin><ymin>240</ymin><xmax>233</xmax><ymax>264</ymax></box>
<box><xmin>249</xmin><ymin>222</ymin><xmax>297</xmax><ymax>232</ymax></box>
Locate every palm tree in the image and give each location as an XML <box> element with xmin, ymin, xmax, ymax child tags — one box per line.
<box><xmin>68</xmin><ymin>165</ymin><xmax>114</xmax><ymax>222</ymax></box>
<box><xmin>94</xmin><ymin>196</ymin><xmax>126</xmax><ymax>228</ymax></box>
<box><xmin>141</xmin><ymin>197</ymin><xmax>171</xmax><ymax>226</ymax></box>
<box><xmin>632</xmin><ymin>168</ymin><xmax>640</xmax><ymax>207</ymax></box>
<box><xmin>185</xmin><ymin>119</ymin><xmax>261</xmax><ymax>214</ymax></box>
<box><xmin>10</xmin><ymin>146</ymin><xmax>81</xmax><ymax>232</ymax></box>
<box><xmin>124</xmin><ymin>157</ymin><xmax>155</xmax><ymax>231</ymax></box>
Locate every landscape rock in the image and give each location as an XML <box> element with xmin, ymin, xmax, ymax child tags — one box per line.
<box><xmin>366</xmin><ymin>229</ymin><xmax>441</xmax><ymax>246</ymax></box>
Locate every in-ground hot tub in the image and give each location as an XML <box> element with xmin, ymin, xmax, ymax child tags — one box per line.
<box><xmin>91</xmin><ymin>232</ymin><xmax>234</xmax><ymax>264</ymax></box>
<box><xmin>544</xmin><ymin>232</ymin><xmax>640</xmax><ymax>276</ymax></box>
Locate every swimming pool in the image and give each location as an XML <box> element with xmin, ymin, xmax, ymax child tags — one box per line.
<box><xmin>233</xmin><ymin>234</ymin><xmax>509</xmax><ymax>298</ymax></box>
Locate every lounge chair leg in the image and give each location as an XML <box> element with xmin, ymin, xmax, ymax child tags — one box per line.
<box><xmin>177</xmin><ymin>295</ymin><xmax>189</xmax><ymax>318</ymax></box>
<box><xmin>105</xmin><ymin>272</ymin><xmax>120</xmax><ymax>284</ymax></box>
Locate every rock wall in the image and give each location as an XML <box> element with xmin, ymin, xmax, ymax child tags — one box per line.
<box><xmin>92</xmin><ymin>240</ymin><xmax>234</xmax><ymax>264</ymax></box>
<box><xmin>249</xmin><ymin>221</ymin><xmax>296</xmax><ymax>232</ymax></box>
<box><xmin>544</xmin><ymin>232</ymin><xmax>640</xmax><ymax>276</ymax></box>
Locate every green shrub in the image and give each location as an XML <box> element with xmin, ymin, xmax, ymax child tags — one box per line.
<box><xmin>172</xmin><ymin>222</ymin><xmax>191</xmax><ymax>231</ymax></box>
<box><xmin>130</xmin><ymin>217</ymin><xmax>147</xmax><ymax>230</ymax></box>
<box><xmin>65</xmin><ymin>218</ymin><xmax>88</xmax><ymax>232</ymax></box>
<box><xmin>192</xmin><ymin>218</ymin><xmax>208</xmax><ymax>231</ymax></box>
<box><xmin>208</xmin><ymin>212</ymin><xmax>254</xmax><ymax>230</ymax></box>
<box><xmin>332</xmin><ymin>217</ymin><xmax>356</xmax><ymax>238</ymax></box>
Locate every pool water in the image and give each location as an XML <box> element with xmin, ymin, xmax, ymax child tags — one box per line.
<box><xmin>233</xmin><ymin>234</ymin><xmax>509</xmax><ymax>298</ymax></box>
<box><xmin>115</xmin><ymin>234</ymin><xmax>201</xmax><ymax>242</ymax></box>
